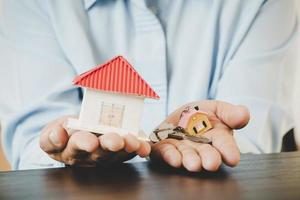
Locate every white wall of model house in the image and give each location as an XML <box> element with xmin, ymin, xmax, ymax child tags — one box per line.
<box><xmin>79</xmin><ymin>88</ymin><xmax>145</xmax><ymax>134</ymax></box>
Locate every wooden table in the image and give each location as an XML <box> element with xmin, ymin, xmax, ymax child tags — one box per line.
<box><xmin>0</xmin><ymin>152</ymin><xmax>300</xmax><ymax>200</ymax></box>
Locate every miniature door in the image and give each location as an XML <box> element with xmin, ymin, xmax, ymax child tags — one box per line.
<box><xmin>99</xmin><ymin>102</ymin><xmax>125</xmax><ymax>128</ymax></box>
<box><xmin>186</xmin><ymin>113</ymin><xmax>212</xmax><ymax>136</ymax></box>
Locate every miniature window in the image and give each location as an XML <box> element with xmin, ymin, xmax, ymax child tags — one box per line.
<box><xmin>99</xmin><ymin>102</ymin><xmax>125</xmax><ymax>128</ymax></box>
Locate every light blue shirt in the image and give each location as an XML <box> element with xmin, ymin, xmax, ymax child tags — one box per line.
<box><xmin>0</xmin><ymin>0</ymin><xmax>298</xmax><ymax>169</ymax></box>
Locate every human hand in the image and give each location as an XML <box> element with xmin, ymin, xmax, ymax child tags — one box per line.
<box><xmin>39</xmin><ymin>116</ymin><xmax>151</xmax><ymax>166</ymax></box>
<box><xmin>150</xmin><ymin>100</ymin><xmax>250</xmax><ymax>172</ymax></box>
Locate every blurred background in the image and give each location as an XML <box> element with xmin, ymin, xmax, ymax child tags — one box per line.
<box><xmin>293</xmin><ymin>0</ymin><xmax>300</xmax><ymax>154</ymax></box>
<box><xmin>1</xmin><ymin>2</ymin><xmax>300</xmax><ymax>171</ymax></box>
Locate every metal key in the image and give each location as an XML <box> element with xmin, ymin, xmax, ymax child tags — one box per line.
<box><xmin>149</xmin><ymin>123</ymin><xmax>175</xmax><ymax>143</ymax></box>
<box><xmin>168</xmin><ymin>128</ymin><xmax>212</xmax><ymax>144</ymax></box>
<box><xmin>185</xmin><ymin>135</ymin><xmax>211</xmax><ymax>143</ymax></box>
<box><xmin>149</xmin><ymin>123</ymin><xmax>212</xmax><ymax>144</ymax></box>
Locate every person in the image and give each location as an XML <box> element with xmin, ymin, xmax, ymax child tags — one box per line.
<box><xmin>0</xmin><ymin>0</ymin><xmax>297</xmax><ymax>171</ymax></box>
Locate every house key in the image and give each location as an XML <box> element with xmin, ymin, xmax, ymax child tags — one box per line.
<box><xmin>149</xmin><ymin>123</ymin><xmax>175</xmax><ymax>143</ymax></box>
<box><xmin>168</xmin><ymin>127</ymin><xmax>212</xmax><ymax>144</ymax></box>
<box><xmin>168</xmin><ymin>132</ymin><xmax>212</xmax><ymax>144</ymax></box>
<box><xmin>149</xmin><ymin>123</ymin><xmax>212</xmax><ymax>144</ymax></box>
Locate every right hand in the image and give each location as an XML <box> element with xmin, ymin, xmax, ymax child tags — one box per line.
<box><xmin>150</xmin><ymin>100</ymin><xmax>250</xmax><ymax>172</ymax></box>
<box><xmin>39</xmin><ymin>116</ymin><xmax>151</xmax><ymax>166</ymax></box>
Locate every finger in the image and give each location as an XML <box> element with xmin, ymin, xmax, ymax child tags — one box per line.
<box><xmin>170</xmin><ymin>140</ymin><xmax>202</xmax><ymax>172</ymax></box>
<box><xmin>151</xmin><ymin>141</ymin><xmax>182</xmax><ymax>168</ymax></box>
<box><xmin>40</xmin><ymin>121</ymin><xmax>69</xmax><ymax>153</ymax></box>
<box><xmin>206</xmin><ymin>127</ymin><xmax>240</xmax><ymax>167</ymax></box>
<box><xmin>60</xmin><ymin>132</ymin><xmax>100</xmax><ymax>165</ymax></box>
<box><xmin>136</xmin><ymin>140</ymin><xmax>151</xmax><ymax>157</ymax></box>
<box><xmin>212</xmin><ymin>101</ymin><xmax>250</xmax><ymax>129</ymax></box>
<box><xmin>123</xmin><ymin>134</ymin><xmax>141</xmax><ymax>153</ymax></box>
<box><xmin>183</xmin><ymin>140</ymin><xmax>222</xmax><ymax>171</ymax></box>
<box><xmin>99</xmin><ymin>133</ymin><xmax>125</xmax><ymax>152</ymax></box>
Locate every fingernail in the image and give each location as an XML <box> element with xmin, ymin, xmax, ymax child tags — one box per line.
<box><xmin>49</xmin><ymin>130</ymin><xmax>61</xmax><ymax>146</ymax></box>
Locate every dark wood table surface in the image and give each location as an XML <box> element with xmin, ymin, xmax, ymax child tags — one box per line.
<box><xmin>0</xmin><ymin>152</ymin><xmax>300</xmax><ymax>200</ymax></box>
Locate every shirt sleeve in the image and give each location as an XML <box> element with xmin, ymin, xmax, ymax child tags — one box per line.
<box><xmin>0</xmin><ymin>0</ymin><xmax>81</xmax><ymax>169</ymax></box>
<box><xmin>215</xmin><ymin>0</ymin><xmax>298</xmax><ymax>153</ymax></box>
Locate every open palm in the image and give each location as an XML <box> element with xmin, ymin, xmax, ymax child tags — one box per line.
<box><xmin>150</xmin><ymin>100</ymin><xmax>250</xmax><ymax>172</ymax></box>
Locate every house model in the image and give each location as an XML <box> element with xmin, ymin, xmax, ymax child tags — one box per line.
<box><xmin>178</xmin><ymin>106</ymin><xmax>212</xmax><ymax>136</ymax></box>
<box><xmin>67</xmin><ymin>56</ymin><xmax>160</xmax><ymax>136</ymax></box>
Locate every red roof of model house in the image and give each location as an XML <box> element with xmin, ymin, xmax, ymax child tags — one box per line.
<box><xmin>73</xmin><ymin>56</ymin><xmax>160</xmax><ymax>99</ymax></box>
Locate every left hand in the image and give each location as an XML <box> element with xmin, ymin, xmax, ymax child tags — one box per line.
<box><xmin>39</xmin><ymin>116</ymin><xmax>151</xmax><ymax>167</ymax></box>
<box><xmin>150</xmin><ymin>100</ymin><xmax>250</xmax><ymax>172</ymax></box>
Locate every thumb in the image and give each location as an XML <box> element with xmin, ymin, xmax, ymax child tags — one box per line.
<box><xmin>40</xmin><ymin>120</ymin><xmax>69</xmax><ymax>153</ymax></box>
<box><xmin>214</xmin><ymin>101</ymin><xmax>250</xmax><ymax>129</ymax></box>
